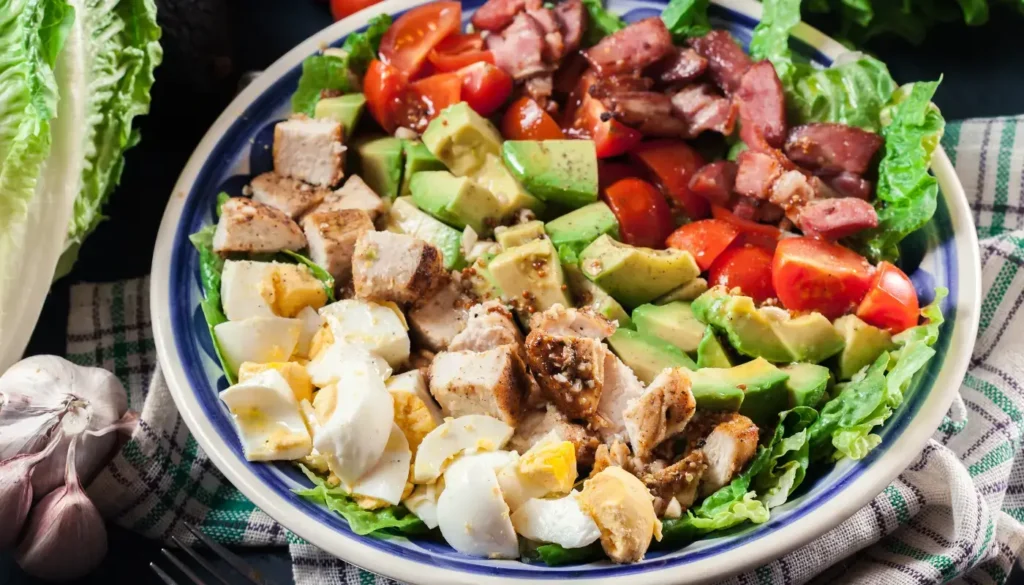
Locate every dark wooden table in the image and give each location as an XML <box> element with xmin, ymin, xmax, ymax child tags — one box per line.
<box><xmin>5</xmin><ymin>1</ymin><xmax>1024</xmax><ymax>583</ymax></box>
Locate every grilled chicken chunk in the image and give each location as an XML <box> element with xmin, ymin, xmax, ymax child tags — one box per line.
<box><xmin>591</xmin><ymin>440</ymin><xmax>636</xmax><ymax>477</ymax></box>
<box><xmin>408</xmin><ymin>276</ymin><xmax>472</xmax><ymax>352</ymax></box>
<box><xmin>509</xmin><ymin>403</ymin><xmax>600</xmax><ymax>466</ymax></box>
<box><xmin>699</xmin><ymin>413</ymin><xmax>759</xmax><ymax>495</ymax></box>
<box><xmin>352</xmin><ymin>231</ymin><xmax>446</xmax><ymax>304</ymax></box>
<box><xmin>428</xmin><ymin>345</ymin><xmax>528</xmax><ymax>426</ymax></box>
<box><xmin>213</xmin><ymin>197</ymin><xmax>306</xmax><ymax>254</ymax></box>
<box><xmin>529</xmin><ymin>304</ymin><xmax>616</xmax><ymax>339</ymax></box>
<box><xmin>641</xmin><ymin>450</ymin><xmax>707</xmax><ymax>515</ymax></box>
<box><xmin>273</xmin><ymin>117</ymin><xmax>346</xmax><ymax>188</ymax></box>
<box><xmin>525</xmin><ymin>331</ymin><xmax>608</xmax><ymax>419</ymax></box>
<box><xmin>623</xmin><ymin>368</ymin><xmax>697</xmax><ymax>461</ymax></box>
<box><xmin>302</xmin><ymin>209</ymin><xmax>375</xmax><ymax>287</ymax></box>
<box><xmin>310</xmin><ymin>175</ymin><xmax>387</xmax><ymax>221</ymax></box>
<box><xmin>249</xmin><ymin>172</ymin><xmax>330</xmax><ymax>219</ymax></box>
<box><xmin>448</xmin><ymin>301</ymin><xmax>523</xmax><ymax>352</ymax></box>
<box><xmin>592</xmin><ymin>353</ymin><xmax>645</xmax><ymax>442</ymax></box>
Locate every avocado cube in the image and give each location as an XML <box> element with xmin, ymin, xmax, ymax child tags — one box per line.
<box><xmin>386</xmin><ymin>197</ymin><xmax>466</xmax><ymax>270</ymax></box>
<box><xmin>410</xmin><ymin>171</ymin><xmax>503</xmax><ymax>235</ymax></box>
<box><xmin>545</xmin><ymin>202</ymin><xmax>618</xmax><ymax>260</ymax></box>
<box><xmin>502</xmin><ymin>140</ymin><xmax>599</xmax><ymax>208</ymax></box>
<box><xmin>465</xmin><ymin>255</ymin><xmax>503</xmax><ymax>301</ymax></box>
<box><xmin>314</xmin><ymin>94</ymin><xmax>366</xmax><ymax>140</ymax></box>
<box><xmin>474</xmin><ymin>154</ymin><xmax>546</xmax><ymax>219</ymax></box>
<box><xmin>563</xmin><ymin>263</ymin><xmax>632</xmax><ymax>329</ymax></box>
<box><xmin>691</xmin><ymin>287</ymin><xmax>792</xmax><ymax>363</ymax></box>
<box><xmin>696</xmin><ymin>326</ymin><xmax>733</xmax><ymax>368</ymax></box>
<box><xmin>579</xmin><ymin>235</ymin><xmax>700</xmax><ymax>309</ymax></box>
<box><xmin>496</xmin><ymin>221</ymin><xmax>545</xmax><ymax>249</ymax></box>
<box><xmin>832</xmin><ymin>315</ymin><xmax>895</xmax><ymax>380</ymax></box>
<box><xmin>354</xmin><ymin>136</ymin><xmax>403</xmax><ymax>201</ymax></box>
<box><xmin>422</xmin><ymin>102</ymin><xmax>503</xmax><ymax>176</ymax></box>
<box><xmin>632</xmin><ymin>302</ymin><xmax>706</xmax><ymax>353</ymax></box>
<box><xmin>607</xmin><ymin>329</ymin><xmax>696</xmax><ymax>385</ymax></box>
<box><xmin>781</xmin><ymin>363</ymin><xmax>831</xmax><ymax>408</ymax></box>
<box><xmin>773</xmin><ymin>313</ymin><xmax>846</xmax><ymax>364</ymax></box>
<box><xmin>654</xmin><ymin>278</ymin><xmax>709</xmax><ymax>304</ymax></box>
<box><xmin>689</xmin><ymin>358</ymin><xmax>789</xmax><ymax>420</ymax></box>
<box><xmin>488</xmin><ymin>238</ymin><xmax>571</xmax><ymax>313</ymax></box>
<box><xmin>400</xmin><ymin>140</ymin><xmax>446</xmax><ymax>197</ymax></box>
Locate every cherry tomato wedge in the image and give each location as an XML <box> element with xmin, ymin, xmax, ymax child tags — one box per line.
<box><xmin>364</xmin><ymin>59</ymin><xmax>407</xmax><ymax>133</ymax></box>
<box><xmin>501</xmin><ymin>97</ymin><xmax>564</xmax><ymax>140</ymax></box>
<box><xmin>456</xmin><ymin>62</ymin><xmax>512</xmax><ymax>117</ymax></box>
<box><xmin>602</xmin><ymin>178</ymin><xmax>674</xmax><ymax>249</ymax></box>
<box><xmin>572</xmin><ymin>96</ymin><xmax>642</xmax><ymax>158</ymax></box>
<box><xmin>856</xmin><ymin>261</ymin><xmax>920</xmax><ymax>333</ymax></box>
<box><xmin>711</xmin><ymin>205</ymin><xmax>782</xmax><ymax>250</ymax></box>
<box><xmin>709</xmin><ymin>245</ymin><xmax>776</xmax><ymax>304</ymax></box>
<box><xmin>598</xmin><ymin>161</ymin><xmax>640</xmax><ymax>193</ymax></box>
<box><xmin>772</xmin><ymin>237</ymin><xmax>875</xmax><ymax>320</ymax></box>
<box><xmin>396</xmin><ymin>72</ymin><xmax>463</xmax><ymax>131</ymax></box>
<box><xmin>630</xmin><ymin>140</ymin><xmax>709</xmax><ymax>220</ymax></box>
<box><xmin>428</xmin><ymin>33</ymin><xmax>494</xmax><ymax>72</ymax></box>
<box><xmin>330</xmin><ymin>0</ymin><xmax>382</xmax><ymax>20</ymax></box>
<box><xmin>666</xmin><ymin>219</ymin><xmax>740</xmax><ymax>271</ymax></box>
<box><xmin>379</xmin><ymin>2</ymin><xmax>461</xmax><ymax>78</ymax></box>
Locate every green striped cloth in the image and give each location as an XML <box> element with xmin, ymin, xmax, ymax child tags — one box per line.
<box><xmin>73</xmin><ymin>116</ymin><xmax>1024</xmax><ymax>584</ymax></box>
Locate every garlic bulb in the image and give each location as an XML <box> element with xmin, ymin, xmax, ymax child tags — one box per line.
<box><xmin>15</xmin><ymin>438</ymin><xmax>108</xmax><ymax>581</ymax></box>
<box><xmin>0</xmin><ymin>435</ymin><xmax>61</xmax><ymax>548</ymax></box>
<box><xmin>0</xmin><ymin>356</ymin><xmax>129</xmax><ymax>495</ymax></box>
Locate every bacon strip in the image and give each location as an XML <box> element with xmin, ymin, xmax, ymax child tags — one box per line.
<box><xmin>797</xmin><ymin>198</ymin><xmax>879</xmax><ymax>240</ymax></box>
<box><xmin>736</xmin><ymin>61</ymin><xmax>787</xmax><ymax>150</ymax></box>
<box><xmin>648</xmin><ymin>47</ymin><xmax>708</xmax><ymax>85</ymax></box>
<box><xmin>471</xmin><ymin>0</ymin><xmax>542</xmax><ymax>31</ymax></box>
<box><xmin>670</xmin><ymin>83</ymin><xmax>738</xmax><ymax>139</ymax></box>
<box><xmin>784</xmin><ymin>123</ymin><xmax>885</xmax><ymax>175</ymax></box>
<box><xmin>688</xmin><ymin>161</ymin><xmax>737</xmax><ymax>207</ymax></box>
<box><xmin>688</xmin><ymin>30</ymin><xmax>752</xmax><ymax>95</ymax></box>
<box><xmin>584</xmin><ymin>17</ymin><xmax>675</xmax><ymax>75</ymax></box>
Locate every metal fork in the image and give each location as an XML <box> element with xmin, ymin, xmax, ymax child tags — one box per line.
<box><xmin>149</xmin><ymin>522</ymin><xmax>281</xmax><ymax>585</ymax></box>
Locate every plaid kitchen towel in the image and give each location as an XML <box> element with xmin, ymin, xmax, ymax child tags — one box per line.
<box><xmin>70</xmin><ymin>115</ymin><xmax>1024</xmax><ymax>585</ymax></box>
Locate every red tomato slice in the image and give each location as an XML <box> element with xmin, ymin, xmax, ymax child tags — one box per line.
<box><xmin>711</xmin><ymin>205</ymin><xmax>782</xmax><ymax>250</ymax></box>
<box><xmin>330</xmin><ymin>0</ymin><xmax>382</xmax><ymax>20</ymax></box>
<box><xmin>666</xmin><ymin>219</ymin><xmax>740</xmax><ymax>271</ymax></box>
<box><xmin>428</xmin><ymin>33</ymin><xmax>494</xmax><ymax>72</ymax></box>
<box><xmin>572</xmin><ymin>96</ymin><xmax>642</xmax><ymax>158</ymax></box>
<box><xmin>395</xmin><ymin>73</ymin><xmax>462</xmax><ymax>131</ymax></box>
<box><xmin>363</xmin><ymin>59</ymin><xmax>407</xmax><ymax>133</ymax></box>
<box><xmin>501</xmin><ymin>97</ymin><xmax>564</xmax><ymax>141</ymax></box>
<box><xmin>772</xmin><ymin>237</ymin><xmax>875</xmax><ymax>319</ymax></box>
<box><xmin>709</xmin><ymin>245</ymin><xmax>776</xmax><ymax>304</ymax></box>
<box><xmin>598</xmin><ymin>161</ymin><xmax>640</xmax><ymax>193</ymax></box>
<box><xmin>630</xmin><ymin>140</ymin><xmax>709</xmax><ymax>220</ymax></box>
<box><xmin>456</xmin><ymin>62</ymin><xmax>512</xmax><ymax>117</ymax></box>
<box><xmin>603</xmin><ymin>178</ymin><xmax>674</xmax><ymax>249</ymax></box>
<box><xmin>856</xmin><ymin>261</ymin><xmax>920</xmax><ymax>333</ymax></box>
<box><xmin>379</xmin><ymin>2</ymin><xmax>461</xmax><ymax>78</ymax></box>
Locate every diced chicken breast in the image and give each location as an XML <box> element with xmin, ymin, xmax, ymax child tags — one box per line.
<box><xmin>408</xmin><ymin>276</ymin><xmax>472</xmax><ymax>352</ymax></box>
<box><xmin>352</xmin><ymin>231</ymin><xmax>446</xmax><ymax>304</ymax></box>
<box><xmin>524</xmin><ymin>331</ymin><xmax>607</xmax><ymax>420</ymax></box>
<box><xmin>213</xmin><ymin>197</ymin><xmax>306</xmax><ymax>254</ymax></box>
<box><xmin>640</xmin><ymin>450</ymin><xmax>706</xmax><ymax>515</ymax></box>
<box><xmin>448</xmin><ymin>300</ymin><xmax>523</xmax><ymax>352</ymax></box>
<box><xmin>249</xmin><ymin>172</ymin><xmax>330</xmax><ymax>219</ymax></box>
<box><xmin>623</xmin><ymin>368</ymin><xmax>696</xmax><ymax>461</ymax></box>
<box><xmin>509</xmin><ymin>404</ymin><xmax>600</xmax><ymax>466</ymax></box>
<box><xmin>529</xmin><ymin>304</ymin><xmax>617</xmax><ymax>339</ymax></box>
<box><xmin>590</xmin><ymin>440</ymin><xmax>635</xmax><ymax>477</ymax></box>
<box><xmin>310</xmin><ymin>175</ymin><xmax>387</xmax><ymax>221</ymax></box>
<box><xmin>699</xmin><ymin>413</ymin><xmax>759</xmax><ymax>495</ymax></box>
<box><xmin>273</xmin><ymin>117</ymin><xmax>346</xmax><ymax>187</ymax></box>
<box><xmin>301</xmin><ymin>209</ymin><xmax>375</xmax><ymax>286</ymax></box>
<box><xmin>593</xmin><ymin>353</ymin><xmax>645</xmax><ymax>442</ymax></box>
<box><xmin>428</xmin><ymin>345</ymin><xmax>528</xmax><ymax>426</ymax></box>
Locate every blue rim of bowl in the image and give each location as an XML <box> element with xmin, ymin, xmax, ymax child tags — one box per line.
<box><xmin>166</xmin><ymin>1</ymin><xmax>960</xmax><ymax>579</ymax></box>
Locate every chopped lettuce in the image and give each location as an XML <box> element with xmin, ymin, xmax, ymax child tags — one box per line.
<box><xmin>293</xmin><ymin>465</ymin><xmax>427</xmax><ymax>536</ymax></box>
<box><xmin>291</xmin><ymin>14</ymin><xmax>391</xmax><ymax>116</ymax></box>
<box><xmin>581</xmin><ymin>0</ymin><xmax>627</xmax><ymax>46</ymax></box>
<box><xmin>748</xmin><ymin>0</ymin><xmax>803</xmax><ymax>86</ymax></box>
<box><xmin>803</xmin><ymin>0</ymin><xmax>1008</xmax><ymax>45</ymax></box>
<box><xmin>528</xmin><ymin>542</ymin><xmax>605</xmax><ymax>566</ymax></box>
<box><xmin>661</xmin><ymin>0</ymin><xmax>712</xmax><ymax>42</ymax></box>
<box><xmin>755</xmin><ymin>406</ymin><xmax>817</xmax><ymax>508</ymax></box>
<box><xmin>281</xmin><ymin>249</ymin><xmax>336</xmax><ymax>303</ymax></box>
<box><xmin>188</xmin><ymin>225</ymin><xmax>234</xmax><ymax>385</ymax></box>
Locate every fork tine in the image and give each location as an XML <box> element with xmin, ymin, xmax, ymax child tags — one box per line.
<box><xmin>171</xmin><ymin>536</ymin><xmax>234</xmax><ymax>585</ymax></box>
<box><xmin>151</xmin><ymin>562</ymin><xmax>182</xmax><ymax>585</ymax></box>
<box><xmin>161</xmin><ymin>549</ymin><xmax>212</xmax><ymax>585</ymax></box>
<box><xmin>183</xmin><ymin>522</ymin><xmax>280</xmax><ymax>585</ymax></box>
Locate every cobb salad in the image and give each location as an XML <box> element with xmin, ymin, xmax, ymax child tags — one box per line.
<box><xmin>190</xmin><ymin>0</ymin><xmax>949</xmax><ymax>565</ymax></box>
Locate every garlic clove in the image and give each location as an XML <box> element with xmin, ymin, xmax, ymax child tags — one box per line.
<box><xmin>0</xmin><ymin>434</ymin><xmax>62</xmax><ymax>548</ymax></box>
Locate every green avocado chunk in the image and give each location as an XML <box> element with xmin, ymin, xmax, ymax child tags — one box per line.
<box><xmin>474</xmin><ymin>154</ymin><xmax>546</xmax><ymax>219</ymax></box>
<box><xmin>781</xmin><ymin>363</ymin><xmax>831</xmax><ymax>408</ymax></box>
<box><xmin>564</xmin><ymin>263</ymin><xmax>632</xmax><ymax>328</ymax></box>
<box><xmin>496</xmin><ymin>221</ymin><xmax>545</xmax><ymax>249</ymax></box>
<box><xmin>689</xmin><ymin>358</ymin><xmax>789</xmax><ymax>421</ymax></box>
<box><xmin>409</xmin><ymin>170</ymin><xmax>503</xmax><ymax>235</ymax></box>
<box><xmin>422</xmin><ymin>102</ymin><xmax>503</xmax><ymax>176</ymax></box>
<box><xmin>314</xmin><ymin>94</ymin><xmax>366</xmax><ymax>141</ymax></box>
<box><xmin>354</xmin><ymin>136</ymin><xmax>404</xmax><ymax>201</ymax></box>
<box><xmin>655</xmin><ymin>278</ymin><xmax>709</xmax><ymax>304</ymax></box>
<box><xmin>465</xmin><ymin>254</ymin><xmax>503</xmax><ymax>302</ymax></box>
<box><xmin>632</xmin><ymin>302</ymin><xmax>705</xmax><ymax>353</ymax></box>
<box><xmin>544</xmin><ymin>202</ymin><xmax>618</xmax><ymax>260</ymax></box>
<box><xmin>386</xmin><ymin>197</ymin><xmax>466</xmax><ymax>270</ymax></box>
<box><xmin>607</xmin><ymin>329</ymin><xmax>697</xmax><ymax>385</ymax></box>
<box><xmin>774</xmin><ymin>312</ymin><xmax>846</xmax><ymax>364</ymax></box>
<box><xmin>832</xmin><ymin>315</ymin><xmax>895</xmax><ymax>380</ymax></box>
<box><xmin>696</xmin><ymin>326</ymin><xmax>733</xmax><ymax>369</ymax></box>
<box><xmin>488</xmin><ymin>238</ymin><xmax>571</xmax><ymax>313</ymax></box>
<box><xmin>400</xmin><ymin>141</ymin><xmax>446</xmax><ymax>197</ymax></box>
<box><xmin>502</xmin><ymin>140</ymin><xmax>599</xmax><ymax>208</ymax></box>
<box><xmin>579</xmin><ymin>235</ymin><xmax>700</xmax><ymax>309</ymax></box>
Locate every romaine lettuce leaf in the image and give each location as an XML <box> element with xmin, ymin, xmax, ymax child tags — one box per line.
<box><xmin>188</xmin><ymin>225</ymin><xmax>234</xmax><ymax>384</ymax></box>
<box><xmin>661</xmin><ymin>0</ymin><xmax>711</xmax><ymax>42</ymax></box>
<box><xmin>755</xmin><ymin>406</ymin><xmax>817</xmax><ymax>508</ymax></box>
<box><xmin>293</xmin><ymin>464</ymin><xmax>427</xmax><ymax>536</ymax></box>
<box><xmin>528</xmin><ymin>542</ymin><xmax>605</xmax><ymax>566</ymax></box>
<box><xmin>581</xmin><ymin>0</ymin><xmax>627</xmax><ymax>46</ymax></box>
<box><xmin>748</xmin><ymin>0</ymin><xmax>803</xmax><ymax>85</ymax></box>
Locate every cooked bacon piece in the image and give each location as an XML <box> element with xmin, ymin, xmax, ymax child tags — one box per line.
<box><xmin>797</xmin><ymin>197</ymin><xmax>879</xmax><ymax>240</ymax></box>
<box><xmin>736</xmin><ymin>61</ymin><xmax>787</xmax><ymax>150</ymax></box>
<box><xmin>828</xmin><ymin>171</ymin><xmax>873</xmax><ymax>200</ymax></box>
<box><xmin>598</xmin><ymin>90</ymin><xmax>691</xmax><ymax>137</ymax></box>
<box><xmin>689</xmin><ymin>161</ymin><xmax>738</xmax><ymax>206</ymax></box>
<box><xmin>553</xmin><ymin>52</ymin><xmax>590</xmax><ymax>96</ymax></box>
<box><xmin>487</xmin><ymin>12</ymin><xmax>550</xmax><ymax>80</ymax></box>
<box><xmin>583</xmin><ymin>17</ymin><xmax>674</xmax><ymax>75</ymax></box>
<box><xmin>688</xmin><ymin>30</ymin><xmax>752</xmax><ymax>95</ymax></box>
<box><xmin>472</xmin><ymin>0</ymin><xmax>542</xmax><ymax>31</ymax></box>
<box><xmin>524</xmin><ymin>75</ymin><xmax>555</xmax><ymax>108</ymax></box>
<box><xmin>756</xmin><ymin>201</ymin><xmax>786</xmax><ymax>223</ymax></box>
<box><xmin>732</xmin><ymin>196</ymin><xmax>759</xmax><ymax>221</ymax></box>
<box><xmin>670</xmin><ymin>83</ymin><xmax>738</xmax><ymax>139</ymax></box>
<box><xmin>648</xmin><ymin>47</ymin><xmax>708</xmax><ymax>85</ymax></box>
<box><xmin>768</xmin><ymin>169</ymin><xmax>816</xmax><ymax>212</ymax></box>
<box><xmin>734</xmin><ymin>150</ymin><xmax>785</xmax><ymax>200</ymax></box>
<box><xmin>554</xmin><ymin>0</ymin><xmax>586</xmax><ymax>53</ymax></box>
<box><xmin>784</xmin><ymin>123</ymin><xmax>885</xmax><ymax>175</ymax></box>
<box><xmin>528</xmin><ymin>8</ymin><xmax>566</xmax><ymax>62</ymax></box>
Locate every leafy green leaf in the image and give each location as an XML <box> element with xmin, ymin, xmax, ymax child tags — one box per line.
<box><xmin>661</xmin><ymin>492</ymin><xmax>769</xmax><ymax>543</ymax></box>
<box><xmin>581</xmin><ymin>0</ymin><xmax>627</xmax><ymax>46</ymax></box>
<box><xmin>280</xmin><ymin>249</ymin><xmax>336</xmax><ymax>303</ymax></box>
<box><xmin>749</xmin><ymin>0</ymin><xmax>803</xmax><ymax>85</ymax></box>
<box><xmin>893</xmin><ymin>287</ymin><xmax>948</xmax><ymax>347</ymax></box>
<box><xmin>808</xmin><ymin>353</ymin><xmax>889</xmax><ymax>460</ymax></box>
<box><xmin>342</xmin><ymin>13</ymin><xmax>391</xmax><ymax>75</ymax></box>
<box><xmin>189</xmin><ymin>225</ymin><xmax>235</xmax><ymax>384</ymax></box>
<box><xmin>293</xmin><ymin>465</ymin><xmax>427</xmax><ymax>536</ymax></box>
<box><xmin>661</xmin><ymin>0</ymin><xmax>711</xmax><ymax>42</ymax></box>
<box><xmin>755</xmin><ymin>407</ymin><xmax>817</xmax><ymax>508</ymax></box>
<box><xmin>788</xmin><ymin>56</ymin><xmax>898</xmax><ymax>131</ymax></box>
<box><xmin>216</xmin><ymin>192</ymin><xmax>231</xmax><ymax>217</ymax></box>
<box><xmin>530</xmin><ymin>542</ymin><xmax>605</xmax><ymax>566</ymax></box>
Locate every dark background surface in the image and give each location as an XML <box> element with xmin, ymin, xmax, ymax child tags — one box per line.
<box><xmin>5</xmin><ymin>0</ymin><xmax>1024</xmax><ymax>583</ymax></box>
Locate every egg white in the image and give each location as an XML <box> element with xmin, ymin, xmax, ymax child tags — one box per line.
<box><xmin>413</xmin><ymin>415</ymin><xmax>513</xmax><ymax>484</ymax></box>
<box><xmin>219</xmin><ymin>369</ymin><xmax>312</xmax><ymax>461</ymax></box>
<box><xmin>349</xmin><ymin>423</ymin><xmax>411</xmax><ymax>506</ymax></box>
<box><xmin>320</xmin><ymin>300</ymin><xmax>410</xmax><ymax>367</ymax></box>
<box><xmin>437</xmin><ymin>459</ymin><xmax>519</xmax><ymax>559</ymax></box>
<box><xmin>511</xmin><ymin>492</ymin><xmax>601</xmax><ymax>549</ymax></box>
<box><xmin>214</xmin><ymin>316</ymin><xmax>301</xmax><ymax>374</ymax></box>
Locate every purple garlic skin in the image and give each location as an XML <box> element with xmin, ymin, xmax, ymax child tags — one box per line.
<box><xmin>0</xmin><ymin>455</ymin><xmax>36</xmax><ymax>549</ymax></box>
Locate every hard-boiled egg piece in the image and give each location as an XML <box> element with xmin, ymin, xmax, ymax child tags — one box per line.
<box><xmin>387</xmin><ymin>371</ymin><xmax>442</xmax><ymax>454</ymax></box>
<box><xmin>349</xmin><ymin>423</ymin><xmax>411</xmax><ymax>506</ymax></box>
<box><xmin>437</xmin><ymin>459</ymin><xmax>519</xmax><ymax>559</ymax></box>
<box><xmin>307</xmin><ymin>344</ymin><xmax>392</xmax><ymax>388</ymax></box>
<box><xmin>320</xmin><ymin>300</ymin><xmax>410</xmax><ymax>367</ymax></box>
<box><xmin>497</xmin><ymin>432</ymin><xmax>577</xmax><ymax>512</ymax></box>
<box><xmin>270</xmin><ymin>263</ymin><xmax>327</xmax><ymax>318</ymax></box>
<box><xmin>219</xmin><ymin>369</ymin><xmax>312</xmax><ymax>461</ymax></box>
<box><xmin>313</xmin><ymin>358</ymin><xmax>394</xmax><ymax>486</ymax></box>
<box><xmin>510</xmin><ymin>492</ymin><xmax>601</xmax><ymax>549</ymax></box>
<box><xmin>214</xmin><ymin>316</ymin><xmax>301</xmax><ymax>375</ymax></box>
<box><xmin>404</xmin><ymin>482</ymin><xmax>442</xmax><ymax>529</ymax></box>
<box><xmin>444</xmin><ymin>451</ymin><xmax>518</xmax><ymax>487</ymax></box>
<box><xmin>386</xmin><ymin>370</ymin><xmax>443</xmax><ymax>424</ymax></box>
<box><xmin>413</xmin><ymin>415</ymin><xmax>513</xmax><ymax>484</ymax></box>
<box><xmin>577</xmin><ymin>466</ymin><xmax>661</xmax><ymax>564</ymax></box>
<box><xmin>221</xmin><ymin>260</ymin><xmax>277</xmax><ymax>321</ymax></box>
<box><xmin>294</xmin><ymin>306</ymin><xmax>324</xmax><ymax>358</ymax></box>
<box><xmin>238</xmin><ymin>361</ymin><xmax>313</xmax><ymax>403</ymax></box>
